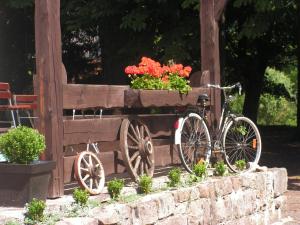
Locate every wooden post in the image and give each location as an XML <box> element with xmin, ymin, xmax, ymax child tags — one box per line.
<box><xmin>34</xmin><ymin>0</ymin><xmax>64</xmax><ymax>197</ymax></box>
<box><xmin>200</xmin><ymin>0</ymin><xmax>228</xmax><ymax>126</ymax></box>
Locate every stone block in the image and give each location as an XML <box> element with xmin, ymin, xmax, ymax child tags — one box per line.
<box><xmin>135</xmin><ymin>197</ymin><xmax>159</xmax><ymax>224</ymax></box>
<box><xmin>55</xmin><ymin>217</ymin><xmax>98</xmax><ymax>225</ymax></box>
<box><xmin>157</xmin><ymin>192</ymin><xmax>175</xmax><ymax>219</ymax></box>
<box><xmin>172</xmin><ymin>187</ymin><xmax>191</xmax><ymax>203</ymax></box>
<box><xmin>230</xmin><ymin>176</ymin><xmax>242</xmax><ymax>192</ymax></box>
<box><xmin>214</xmin><ymin>177</ymin><xmax>233</xmax><ymax>197</ymax></box>
<box><xmin>91</xmin><ymin>205</ymin><xmax>120</xmax><ymax>224</ymax></box>
<box><xmin>198</xmin><ymin>181</ymin><xmax>215</xmax><ymax>199</ymax></box>
<box><xmin>156</xmin><ymin>215</ymin><xmax>188</xmax><ymax>225</ymax></box>
<box><xmin>174</xmin><ymin>202</ymin><xmax>188</xmax><ymax>215</ymax></box>
<box><xmin>269</xmin><ymin>168</ymin><xmax>288</xmax><ymax>197</ymax></box>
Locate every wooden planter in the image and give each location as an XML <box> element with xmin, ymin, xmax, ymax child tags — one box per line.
<box><xmin>125</xmin><ymin>88</ymin><xmax>209</xmax><ymax>108</ymax></box>
<box><xmin>0</xmin><ymin>160</ymin><xmax>56</xmax><ymax>207</ymax></box>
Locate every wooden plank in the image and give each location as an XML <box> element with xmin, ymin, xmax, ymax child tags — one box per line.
<box><xmin>63</xmin><ymin>118</ymin><xmax>122</xmax><ymax>145</ymax></box>
<box><xmin>125</xmin><ymin>88</ymin><xmax>210</xmax><ymax>108</ymax></box>
<box><xmin>63</xmin><ymin>155</ymin><xmax>76</xmax><ymax>184</ymax></box>
<box><xmin>142</xmin><ymin>115</ymin><xmax>177</xmax><ymax>138</ymax></box>
<box><xmin>35</xmin><ymin>0</ymin><xmax>64</xmax><ymax>197</ymax></box>
<box><xmin>63</xmin><ymin>84</ymin><xmax>129</xmax><ymax>109</ymax></box>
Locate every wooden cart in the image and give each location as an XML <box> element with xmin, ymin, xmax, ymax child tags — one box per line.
<box><xmin>62</xmin><ymin>84</ymin><xmax>210</xmax><ymax>194</ymax></box>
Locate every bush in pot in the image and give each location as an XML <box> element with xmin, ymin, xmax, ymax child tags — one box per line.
<box><xmin>0</xmin><ymin>126</ymin><xmax>45</xmax><ymax>164</ymax></box>
<box><xmin>0</xmin><ymin>126</ymin><xmax>56</xmax><ymax>207</ymax></box>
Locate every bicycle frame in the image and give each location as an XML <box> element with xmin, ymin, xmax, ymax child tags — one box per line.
<box><xmin>206</xmin><ymin>83</ymin><xmax>242</xmax><ymax>152</ymax></box>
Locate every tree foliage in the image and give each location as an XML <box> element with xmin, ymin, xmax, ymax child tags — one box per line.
<box><xmin>224</xmin><ymin>0</ymin><xmax>298</xmax><ymax>122</ymax></box>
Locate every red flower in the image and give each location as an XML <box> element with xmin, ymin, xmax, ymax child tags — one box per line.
<box><xmin>125</xmin><ymin>57</ymin><xmax>192</xmax><ymax>79</ymax></box>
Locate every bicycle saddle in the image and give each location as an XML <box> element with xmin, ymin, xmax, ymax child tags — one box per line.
<box><xmin>197</xmin><ymin>94</ymin><xmax>209</xmax><ymax>102</ymax></box>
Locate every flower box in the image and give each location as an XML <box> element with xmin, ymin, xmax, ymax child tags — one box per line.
<box><xmin>125</xmin><ymin>88</ymin><xmax>209</xmax><ymax>108</ymax></box>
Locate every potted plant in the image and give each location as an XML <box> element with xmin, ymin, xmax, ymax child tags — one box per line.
<box><xmin>0</xmin><ymin>126</ymin><xmax>56</xmax><ymax>207</ymax></box>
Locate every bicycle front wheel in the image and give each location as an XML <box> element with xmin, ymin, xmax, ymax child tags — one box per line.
<box><xmin>177</xmin><ymin>113</ymin><xmax>211</xmax><ymax>173</ymax></box>
<box><xmin>222</xmin><ymin>116</ymin><xmax>262</xmax><ymax>172</ymax></box>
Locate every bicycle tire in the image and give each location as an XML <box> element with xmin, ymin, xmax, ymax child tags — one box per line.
<box><xmin>177</xmin><ymin>113</ymin><xmax>211</xmax><ymax>173</ymax></box>
<box><xmin>222</xmin><ymin>116</ymin><xmax>262</xmax><ymax>172</ymax></box>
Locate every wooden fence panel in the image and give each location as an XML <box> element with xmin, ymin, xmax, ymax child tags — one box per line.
<box><xmin>63</xmin><ymin>84</ymin><xmax>129</xmax><ymax>109</ymax></box>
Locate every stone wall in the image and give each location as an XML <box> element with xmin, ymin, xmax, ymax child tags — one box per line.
<box><xmin>56</xmin><ymin>168</ymin><xmax>287</xmax><ymax>225</ymax></box>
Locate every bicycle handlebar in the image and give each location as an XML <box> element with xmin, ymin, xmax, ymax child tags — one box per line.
<box><xmin>207</xmin><ymin>82</ymin><xmax>242</xmax><ymax>95</ymax></box>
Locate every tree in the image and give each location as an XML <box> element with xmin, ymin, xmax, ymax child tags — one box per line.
<box><xmin>296</xmin><ymin>1</ymin><xmax>300</xmax><ymax>133</ymax></box>
<box><xmin>0</xmin><ymin>1</ymin><xmax>34</xmax><ymax>93</ymax></box>
<box><xmin>60</xmin><ymin>0</ymin><xmax>201</xmax><ymax>84</ymax></box>
<box><xmin>224</xmin><ymin>0</ymin><xmax>297</xmax><ymax>123</ymax></box>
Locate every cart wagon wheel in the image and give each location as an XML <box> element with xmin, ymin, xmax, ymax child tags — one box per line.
<box><xmin>74</xmin><ymin>151</ymin><xmax>105</xmax><ymax>195</ymax></box>
<box><xmin>120</xmin><ymin>118</ymin><xmax>155</xmax><ymax>181</ymax></box>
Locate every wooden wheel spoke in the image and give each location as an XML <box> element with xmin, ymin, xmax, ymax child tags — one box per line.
<box><xmin>146</xmin><ymin>156</ymin><xmax>153</xmax><ymax>168</ymax></box>
<box><xmin>128</xmin><ymin>133</ymin><xmax>139</xmax><ymax>145</ymax></box>
<box><xmin>82</xmin><ymin>174</ymin><xmax>90</xmax><ymax>181</ymax></box>
<box><xmin>89</xmin><ymin>178</ymin><xmax>93</xmax><ymax>189</ymax></box>
<box><xmin>134</xmin><ymin>156</ymin><xmax>141</xmax><ymax>172</ymax></box>
<box><xmin>140</xmin><ymin>161</ymin><xmax>144</xmax><ymax>175</ymax></box>
<box><xmin>130</xmin><ymin>151</ymin><xmax>140</xmax><ymax>163</ymax></box>
<box><xmin>82</xmin><ymin>157</ymin><xmax>89</xmax><ymax>167</ymax></box>
<box><xmin>89</xmin><ymin>154</ymin><xmax>92</xmax><ymax>166</ymax></box>
<box><xmin>128</xmin><ymin>145</ymin><xmax>139</xmax><ymax>150</ymax></box>
<box><xmin>95</xmin><ymin>179</ymin><xmax>99</xmax><ymax>188</ymax></box>
<box><xmin>136</xmin><ymin>125</ymin><xmax>141</xmax><ymax>139</ymax></box>
<box><xmin>144</xmin><ymin>160</ymin><xmax>150</xmax><ymax>174</ymax></box>
<box><xmin>140</xmin><ymin>125</ymin><xmax>145</xmax><ymax>139</ymax></box>
<box><xmin>80</xmin><ymin>168</ymin><xmax>89</xmax><ymax>173</ymax></box>
<box><xmin>129</xmin><ymin>124</ymin><xmax>139</xmax><ymax>140</ymax></box>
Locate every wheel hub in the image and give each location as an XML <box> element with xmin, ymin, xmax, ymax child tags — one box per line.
<box><xmin>139</xmin><ymin>138</ymin><xmax>153</xmax><ymax>158</ymax></box>
<box><xmin>88</xmin><ymin>165</ymin><xmax>98</xmax><ymax>178</ymax></box>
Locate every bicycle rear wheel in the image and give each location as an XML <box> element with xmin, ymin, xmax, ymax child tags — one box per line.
<box><xmin>177</xmin><ymin>113</ymin><xmax>211</xmax><ymax>173</ymax></box>
<box><xmin>222</xmin><ymin>116</ymin><xmax>262</xmax><ymax>172</ymax></box>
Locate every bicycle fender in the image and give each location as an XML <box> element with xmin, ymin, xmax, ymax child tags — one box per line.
<box><xmin>174</xmin><ymin>117</ymin><xmax>184</xmax><ymax>145</ymax></box>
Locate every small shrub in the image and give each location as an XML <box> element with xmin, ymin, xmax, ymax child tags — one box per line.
<box><xmin>73</xmin><ymin>188</ymin><xmax>90</xmax><ymax>206</ymax></box>
<box><xmin>214</xmin><ymin>161</ymin><xmax>227</xmax><ymax>176</ymax></box>
<box><xmin>107</xmin><ymin>178</ymin><xmax>124</xmax><ymax>199</ymax></box>
<box><xmin>168</xmin><ymin>168</ymin><xmax>181</xmax><ymax>187</ymax></box>
<box><xmin>0</xmin><ymin>126</ymin><xmax>45</xmax><ymax>164</ymax></box>
<box><xmin>235</xmin><ymin>159</ymin><xmax>246</xmax><ymax>171</ymax></box>
<box><xmin>187</xmin><ymin>174</ymin><xmax>200</xmax><ymax>184</ymax></box>
<box><xmin>193</xmin><ymin>162</ymin><xmax>207</xmax><ymax>178</ymax></box>
<box><xmin>138</xmin><ymin>175</ymin><xmax>153</xmax><ymax>194</ymax></box>
<box><xmin>25</xmin><ymin>198</ymin><xmax>46</xmax><ymax>223</ymax></box>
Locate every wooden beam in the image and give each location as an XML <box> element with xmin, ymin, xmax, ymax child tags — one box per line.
<box><xmin>63</xmin><ymin>84</ymin><xmax>129</xmax><ymax>109</ymax></box>
<box><xmin>200</xmin><ymin>0</ymin><xmax>227</xmax><ymax>127</ymax></box>
<box><xmin>35</xmin><ymin>0</ymin><xmax>64</xmax><ymax>197</ymax></box>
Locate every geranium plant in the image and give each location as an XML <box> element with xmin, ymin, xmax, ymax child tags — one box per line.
<box><xmin>125</xmin><ymin>57</ymin><xmax>192</xmax><ymax>94</ymax></box>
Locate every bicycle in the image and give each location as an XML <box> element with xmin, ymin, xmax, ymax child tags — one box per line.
<box><xmin>174</xmin><ymin>83</ymin><xmax>262</xmax><ymax>173</ymax></box>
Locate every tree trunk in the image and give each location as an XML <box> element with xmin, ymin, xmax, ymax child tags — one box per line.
<box><xmin>243</xmin><ymin>62</ymin><xmax>266</xmax><ymax>123</ymax></box>
<box><xmin>296</xmin><ymin>2</ymin><xmax>300</xmax><ymax>135</ymax></box>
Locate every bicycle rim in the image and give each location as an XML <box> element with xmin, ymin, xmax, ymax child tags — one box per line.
<box><xmin>177</xmin><ymin>113</ymin><xmax>211</xmax><ymax>173</ymax></box>
<box><xmin>223</xmin><ymin>116</ymin><xmax>262</xmax><ymax>172</ymax></box>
